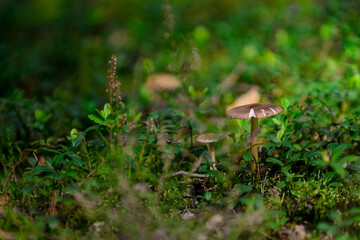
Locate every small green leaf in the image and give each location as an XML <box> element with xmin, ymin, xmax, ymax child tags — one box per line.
<box><xmin>66</xmin><ymin>152</ymin><xmax>83</xmax><ymax>167</ymax></box>
<box><xmin>35</xmin><ymin>109</ymin><xmax>52</xmax><ymax>123</ymax></box>
<box><xmin>204</xmin><ymin>191</ymin><xmax>212</xmax><ymax>201</ymax></box>
<box><xmin>71</xmin><ymin>136</ymin><xmax>84</xmax><ymax>148</ymax></box>
<box><xmin>304</xmin><ymin>150</ymin><xmax>322</xmax><ymax>159</ymax></box>
<box><xmin>103</xmin><ymin>103</ymin><xmax>111</xmax><ymax>119</ymax></box>
<box><xmin>328</xmin><ymin>143</ymin><xmax>353</xmax><ymax>161</ymax></box>
<box><xmin>281</xmin><ymin>98</ymin><xmax>290</xmax><ymax>111</ymax></box>
<box><xmin>33</xmin><ymin>166</ymin><xmax>54</xmax><ymax>175</ymax></box>
<box><xmin>328</xmin><ymin>142</ymin><xmax>353</xmax><ymax>156</ymax></box>
<box><xmin>318</xmin><ymin>222</ymin><xmax>338</xmax><ymax>235</ymax></box>
<box><xmin>324</xmin><ymin>172</ymin><xmax>334</xmax><ymax>182</ymax></box>
<box><xmin>134</xmin><ymin>112</ymin><xmax>142</xmax><ymax>121</ymax></box>
<box><xmin>188</xmin><ymin>86</ymin><xmax>196</xmax><ymax>100</ymax></box>
<box><xmin>88</xmin><ymin>114</ymin><xmax>105</xmax><ymax>125</ymax></box>
<box><xmin>347</xmin><ymin>164</ymin><xmax>360</xmax><ymax>171</ymax></box>
<box><xmin>266</xmin><ymin>157</ymin><xmax>284</xmax><ymax>167</ymax></box>
<box><xmin>243</xmin><ymin>152</ymin><xmax>252</xmax><ymax>162</ymax></box>
<box><xmin>67</xmin><ymin>128</ymin><xmax>78</xmax><ymax>141</ymax></box>
<box><xmin>330</xmin><ymin>162</ymin><xmax>346</xmax><ymax>178</ymax></box>
<box><xmin>39</xmin><ymin>148</ymin><xmax>62</xmax><ymax>154</ymax></box>
<box><xmin>201</xmin><ymin>87</ymin><xmax>208</xmax><ymax>95</ymax></box>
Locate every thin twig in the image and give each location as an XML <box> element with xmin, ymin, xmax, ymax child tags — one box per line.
<box><xmin>78</xmin><ymin>157</ymin><xmax>106</xmax><ymax>187</ymax></box>
<box><xmin>280</xmin><ymin>192</ymin><xmax>285</xmax><ymax>206</ymax></box>
<box><xmin>168</xmin><ymin>170</ymin><xmax>209</xmax><ymax>178</ymax></box>
<box><xmin>139</xmin><ymin>140</ymin><xmax>147</xmax><ymax>164</ymax></box>
<box><xmin>33</xmin><ymin>152</ymin><xmax>40</xmax><ymax>167</ymax></box>
<box><xmin>260</xmin><ymin>171</ymin><xmax>268</xmax><ymax>197</ymax></box>
<box><xmin>48</xmin><ymin>190</ymin><xmax>59</xmax><ymax>216</ymax></box>
<box><xmin>191</xmin><ymin>156</ymin><xmax>204</xmax><ymax>173</ymax></box>
<box><xmin>205</xmin><ymin>185</ymin><xmax>219</xmax><ymax>192</ymax></box>
<box><xmin>2</xmin><ymin>157</ymin><xmax>26</xmax><ymax>194</ymax></box>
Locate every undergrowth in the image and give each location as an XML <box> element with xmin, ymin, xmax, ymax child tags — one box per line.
<box><xmin>1</xmin><ymin>0</ymin><xmax>360</xmax><ymax>239</ymax></box>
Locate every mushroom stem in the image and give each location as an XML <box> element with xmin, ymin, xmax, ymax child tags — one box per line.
<box><xmin>250</xmin><ymin>117</ymin><xmax>259</xmax><ymax>173</ymax></box>
<box><xmin>208</xmin><ymin>143</ymin><xmax>217</xmax><ymax>170</ymax></box>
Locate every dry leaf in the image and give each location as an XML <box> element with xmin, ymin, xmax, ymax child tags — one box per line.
<box><xmin>38</xmin><ymin>156</ymin><xmax>45</xmax><ymax>166</ymax></box>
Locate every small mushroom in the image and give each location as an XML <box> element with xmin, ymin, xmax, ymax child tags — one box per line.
<box><xmin>197</xmin><ymin>133</ymin><xmax>226</xmax><ymax>170</ymax></box>
<box><xmin>226</xmin><ymin>103</ymin><xmax>283</xmax><ymax>173</ymax></box>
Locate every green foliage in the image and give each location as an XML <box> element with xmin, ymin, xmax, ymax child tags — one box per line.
<box><xmin>1</xmin><ymin>0</ymin><xmax>360</xmax><ymax>239</ymax></box>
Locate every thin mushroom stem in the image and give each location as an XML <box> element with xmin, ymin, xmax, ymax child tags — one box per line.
<box><xmin>250</xmin><ymin>117</ymin><xmax>259</xmax><ymax>174</ymax></box>
<box><xmin>209</xmin><ymin>143</ymin><xmax>217</xmax><ymax>170</ymax></box>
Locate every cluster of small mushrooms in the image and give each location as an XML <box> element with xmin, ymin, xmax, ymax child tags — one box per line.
<box><xmin>144</xmin><ymin>74</ymin><xmax>284</xmax><ymax>175</ymax></box>
<box><xmin>198</xmin><ymin>103</ymin><xmax>283</xmax><ymax>175</ymax></box>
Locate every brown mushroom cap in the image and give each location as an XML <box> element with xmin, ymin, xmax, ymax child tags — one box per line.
<box><xmin>197</xmin><ymin>133</ymin><xmax>226</xmax><ymax>143</ymax></box>
<box><xmin>226</xmin><ymin>103</ymin><xmax>283</xmax><ymax>119</ymax></box>
<box><xmin>145</xmin><ymin>73</ymin><xmax>180</xmax><ymax>92</ymax></box>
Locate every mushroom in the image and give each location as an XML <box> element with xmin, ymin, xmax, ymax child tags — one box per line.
<box><xmin>144</xmin><ymin>73</ymin><xmax>181</xmax><ymax>110</ymax></box>
<box><xmin>197</xmin><ymin>133</ymin><xmax>226</xmax><ymax>170</ymax></box>
<box><xmin>145</xmin><ymin>73</ymin><xmax>180</xmax><ymax>93</ymax></box>
<box><xmin>226</xmin><ymin>103</ymin><xmax>283</xmax><ymax>173</ymax></box>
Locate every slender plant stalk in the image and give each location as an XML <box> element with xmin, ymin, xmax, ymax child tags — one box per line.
<box><xmin>139</xmin><ymin>140</ymin><xmax>147</xmax><ymax>164</ymax></box>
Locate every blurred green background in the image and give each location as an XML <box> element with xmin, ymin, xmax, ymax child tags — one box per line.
<box><xmin>1</xmin><ymin>0</ymin><xmax>360</xmax><ymax>135</ymax></box>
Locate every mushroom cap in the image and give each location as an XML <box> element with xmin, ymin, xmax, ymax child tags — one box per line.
<box><xmin>226</xmin><ymin>103</ymin><xmax>283</xmax><ymax>119</ymax></box>
<box><xmin>197</xmin><ymin>133</ymin><xmax>226</xmax><ymax>143</ymax></box>
<box><xmin>145</xmin><ymin>73</ymin><xmax>180</xmax><ymax>92</ymax></box>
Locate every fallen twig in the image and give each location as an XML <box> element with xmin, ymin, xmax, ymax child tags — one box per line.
<box><xmin>2</xmin><ymin>157</ymin><xmax>26</xmax><ymax>194</ymax></box>
<box><xmin>78</xmin><ymin>159</ymin><xmax>106</xmax><ymax>187</ymax></box>
<box><xmin>168</xmin><ymin>170</ymin><xmax>209</xmax><ymax>178</ymax></box>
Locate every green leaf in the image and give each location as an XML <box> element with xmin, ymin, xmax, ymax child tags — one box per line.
<box><xmin>281</xmin><ymin>98</ymin><xmax>290</xmax><ymax>111</ymax></box>
<box><xmin>318</xmin><ymin>222</ymin><xmax>338</xmax><ymax>235</ymax></box>
<box><xmin>304</xmin><ymin>150</ymin><xmax>322</xmax><ymax>159</ymax></box>
<box><xmin>85</xmin><ymin>125</ymin><xmax>99</xmax><ymax>133</ymax></box>
<box><xmin>38</xmin><ymin>148</ymin><xmax>62</xmax><ymax>154</ymax></box>
<box><xmin>324</xmin><ymin>172</ymin><xmax>334</xmax><ymax>182</ymax></box>
<box><xmin>201</xmin><ymin>87</ymin><xmax>208</xmax><ymax>96</ymax></box>
<box><xmin>188</xmin><ymin>86</ymin><xmax>196</xmax><ymax>100</ymax></box>
<box><xmin>289</xmin><ymin>153</ymin><xmax>302</xmax><ymax>163</ymax></box>
<box><xmin>88</xmin><ymin>114</ymin><xmax>105</xmax><ymax>125</ymax></box>
<box><xmin>193</xmin><ymin>25</ymin><xmax>210</xmax><ymax>47</ymax></box>
<box><xmin>87</xmin><ymin>140</ymin><xmax>105</xmax><ymax>148</ymax></box>
<box><xmin>266</xmin><ymin>157</ymin><xmax>284</xmax><ymax>167</ymax></box>
<box><xmin>308</xmin><ymin>159</ymin><xmax>326</xmax><ymax>169</ymax></box>
<box><xmin>134</xmin><ymin>112</ymin><xmax>142</xmax><ymax>121</ymax></box>
<box><xmin>204</xmin><ymin>191</ymin><xmax>212</xmax><ymax>201</ymax></box>
<box><xmin>236</xmin><ymin>184</ymin><xmax>252</xmax><ymax>194</ymax></box>
<box><xmin>33</xmin><ymin>166</ymin><xmax>54</xmax><ymax>175</ymax></box>
<box><xmin>347</xmin><ymin>164</ymin><xmax>360</xmax><ymax>171</ymax></box>
<box><xmin>243</xmin><ymin>152</ymin><xmax>252</xmax><ymax>162</ymax></box>
<box><xmin>66</xmin><ymin>152</ymin><xmax>83</xmax><ymax>167</ymax></box>
<box><xmin>103</xmin><ymin>103</ymin><xmax>111</xmax><ymax>119</ymax></box>
<box><xmin>328</xmin><ymin>143</ymin><xmax>353</xmax><ymax>161</ymax></box>
<box><xmin>71</xmin><ymin>136</ymin><xmax>84</xmax><ymax>148</ymax></box>
<box><xmin>35</xmin><ymin>109</ymin><xmax>52</xmax><ymax>123</ymax></box>
<box><xmin>277</xmin><ymin>181</ymin><xmax>286</xmax><ymax>189</ymax></box>
<box><xmin>67</xmin><ymin>128</ymin><xmax>78</xmax><ymax>141</ymax></box>
<box><xmin>266</xmin><ymin>134</ymin><xmax>280</xmax><ymax>143</ymax></box>
<box><xmin>53</xmin><ymin>154</ymin><xmax>66</xmax><ymax>167</ymax></box>
<box><xmin>330</xmin><ymin>162</ymin><xmax>346</xmax><ymax>178</ymax></box>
